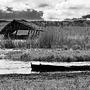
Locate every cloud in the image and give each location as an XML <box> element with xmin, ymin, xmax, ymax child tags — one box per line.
<box><xmin>38</xmin><ymin>4</ymin><xmax>49</xmax><ymax>8</ymax></box>
<box><xmin>41</xmin><ymin>0</ymin><xmax>90</xmax><ymax>21</ymax></box>
<box><xmin>0</xmin><ymin>0</ymin><xmax>90</xmax><ymax>20</ymax></box>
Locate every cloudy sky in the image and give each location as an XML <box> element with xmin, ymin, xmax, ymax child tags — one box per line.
<box><xmin>0</xmin><ymin>0</ymin><xmax>90</xmax><ymax>20</ymax></box>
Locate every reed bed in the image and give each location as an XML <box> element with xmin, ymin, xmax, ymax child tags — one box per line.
<box><xmin>0</xmin><ymin>39</ymin><xmax>39</xmax><ymax>49</ymax></box>
<box><xmin>0</xmin><ymin>26</ymin><xmax>90</xmax><ymax>49</ymax></box>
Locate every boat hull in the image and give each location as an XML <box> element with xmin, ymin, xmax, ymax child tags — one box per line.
<box><xmin>31</xmin><ymin>64</ymin><xmax>90</xmax><ymax>72</ymax></box>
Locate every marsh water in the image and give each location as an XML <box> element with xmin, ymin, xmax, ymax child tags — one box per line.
<box><xmin>1</xmin><ymin>59</ymin><xmax>90</xmax><ymax>74</ymax></box>
<box><xmin>0</xmin><ymin>59</ymin><xmax>31</xmax><ymax>74</ymax></box>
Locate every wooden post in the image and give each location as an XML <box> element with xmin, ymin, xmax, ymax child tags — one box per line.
<box><xmin>36</xmin><ymin>31</ymin><xmax>38</xmax><ymax>37</ymax></box>
<box><xmin>15</xmin><ymin>30</ymin><xmax>18</xmax><ymax>39</ymax></box>
<box><xmin>37</xmin><ymin>31</ymin><xmax>40</xmax><ymax>35</ymax></box>
<box><xmin>16</xmin><ymin>30</ymin><xmax>18</xmax><ymax>35</ymax></box>
<box><xmin>31</xmin><ymin>30</ymin><xmax>33</xmax><ymax>34</ymax></box>
<box><xmin>28</xmin><ymin>30</ymin><xmax>30</xmax><ymax>39</ymax></box>
<box><xmin>8</xmin><ymin>33</ymin><xmax>11</xmax><ymax>40</ymax></box>
<box><xmin>32</xmin><ymin>30</ymin><xmax>35</xmax><ymax>38</ymax></box>
<box><xmin>28</xmin><ymin>30</ymin><xmax>30</xmax><ymax>35</ymax></box>
<box><xmin>29</xmin><ymin>30</ymin><xmax>32</xmax><ymax>39</ymax></box>
<box><xmin>34</xmin><ymin>30</ymin><xmax>37</xmax><ymax>37</ymax></box>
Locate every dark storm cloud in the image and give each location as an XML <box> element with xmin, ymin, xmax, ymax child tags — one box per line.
<box><xmin>6</xmin><ymin>7</ymin><xmax>13</xmax><ymax>12</ymax></box>
<box><xmin>0</xmin><ymin>9</ymin><xmax>43</xmax><ymax>20</ymax></box>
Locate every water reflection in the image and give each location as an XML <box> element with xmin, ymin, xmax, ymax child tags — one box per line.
<box><xmin>0</xmin><ymin>60</ymin><xmax>31</xmax><ymax>74</ymax></box>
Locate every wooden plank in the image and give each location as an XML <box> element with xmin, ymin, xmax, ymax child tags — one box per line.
<box><xmin>31</xmin><ymin>61</ymin><xmax>90</xmax><ymax>67</ymax></box>
<box><xmin>31</xmin><ymin>63</ymin><xmax>90</xmax><ymax>72</ymax></box>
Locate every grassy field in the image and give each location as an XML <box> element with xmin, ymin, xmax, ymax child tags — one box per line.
<box><xmin>0</xmin><ymin>71</ymin><xmax>90</xmax><ymax>90</ymax></box>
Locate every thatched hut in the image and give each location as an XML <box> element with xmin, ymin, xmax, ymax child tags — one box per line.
<box><xmin>0</xmin><ymin>19</ymin><xmax>44</xmax><ymax>39</ymax></box>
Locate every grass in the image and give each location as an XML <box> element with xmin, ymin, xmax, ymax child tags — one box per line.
<box><xmin>3</xmin><ymin>49</ymin><xmax>90</xmax><ymax>62</ymax></box>
<box><xmin>0</xmin><ymin>39</ymin><xmax>39</xmax><ymax>49</ymax></box>
<box><xmin>0</xmin><ymin>71</ymin><xmax>90</xmax><ymax>90</ymax></box>
<box><xmin>0</xmin><ymin>39</ymin><xmax>89</xmax><ymax>62</ymax></box>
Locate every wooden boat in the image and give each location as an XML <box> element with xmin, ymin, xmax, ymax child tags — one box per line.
<box><xmin>31</xmin><ymin>62</ymin><xmax>90</xmax><ymax>72</ymax></box>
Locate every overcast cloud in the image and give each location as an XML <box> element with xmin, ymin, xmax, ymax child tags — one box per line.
<box><xmin>0</xmin><ymin>0</ymin><xmax>90</xmax><ymax>20</ymax></box>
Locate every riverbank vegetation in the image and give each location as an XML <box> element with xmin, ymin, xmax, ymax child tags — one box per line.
<box><xmin>3</xmin><ymin>49</ymin><xmax>90</xmax><ymax>62</ymax></box>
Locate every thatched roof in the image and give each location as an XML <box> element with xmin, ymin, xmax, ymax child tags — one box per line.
<box><xmin>0</xmin><ymin>22</ymin><xmax>10</xmax><ymax>32</ymax></box>
<box><xmin>16</xmin><ymin>19</ymin><xmax>44</xmax><ymax>31</ymax></box>
<box><xmin>0</xmin><ymin>19</ymin><xmax>44</xmax><ymax>34</ymax></box>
